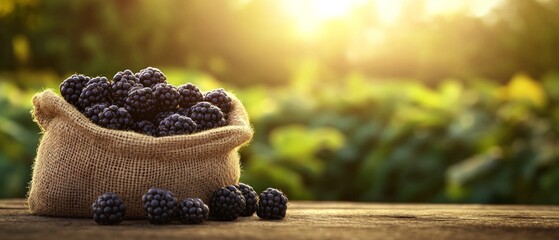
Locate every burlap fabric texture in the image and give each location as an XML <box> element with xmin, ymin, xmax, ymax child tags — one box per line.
<box><xmin>28</xmin><ymin>89</ymin><xmax>253</xmax><ymax>218</ymax></box>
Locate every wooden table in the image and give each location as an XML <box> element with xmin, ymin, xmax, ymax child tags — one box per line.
<box><xmin>1</xmin><ymin>199</ymin><xmax>558</xmax><ymax>240</ymax></box>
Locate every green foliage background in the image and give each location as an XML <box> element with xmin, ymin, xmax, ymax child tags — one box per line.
<box><xmin>1</xmin><ymin>0</ymin><xmax>559</xmax><ymax>203</ymax></box>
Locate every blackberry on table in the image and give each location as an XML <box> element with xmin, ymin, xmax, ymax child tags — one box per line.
<box><xmin>204</xmin><ymin>88</ymin><xmax>232</xmax><ymax>116</ymax></box>
<box><xmin>92</xmin><ymin>192</ymin><xmax>126</xmax><ymax>225</ymax></box>
<box><xmin>60</xmin><ymin>74</ymin><xmax>90</xmax><ymax>108</ymax></box>
<box><xmin>157</xmin><ymin>114</ymin><xmax>197</xmax><ymax>137</ymax></box>
<box><xmin>83</xmin><ymin>103</ymin><xmax>108</xmax><ymax>125</ymax></box>
<box><xmin>153</xmin><ymin>83</ymin><xmax>179</xmax><ymax>112</ymax></box>
<box><xmin>77</xmin><ymin>76</ymin><xmax>111</xmax><ymax>110</ymax></box>
<box><xmin>97</xmin><ymin>105</ymin><xmax>133</xmax><ymax>130</ymax></box>
<box><xmin>257</xmin><ymin>188</ymin><xmax>288</xmax><ymax>220</ymax></box>
<box><xmin>236</xmin><ymin>183</ymin><xmax>258</xmax><ymax>217</ymax></box>
<box><xmin>189</xmin><ymin>101</ymin><xmax>226</xmax><ymax>131</ymax></box>
<box><xmin>178</xmin><ymin>83</ymin><xmax>203</xmax><ymax>108</ymax></box>
<box><xmin>141</xmin><ymin>187</ymin><xmax>178</xmax><ymax>224</ymax></box>
<box><xmin>125</xmin><ymin>86</ymin><xmax>156</xmax><ymax>118</ymax></box>
<box><xmin>133</xmin><ymin>120</ymin><xmax>157</xmax><ymax>136</ymax></box>
<box><xmin>135</xmin><ymin>67</ymin><xmax>166</xmax><ymax>88</ymax></box>
<box><xmin>179</xmin><ymin>198</ymin><xmax>209</xmax><ymax>224</ymax></box>
<box><xmin>209</xmin><ymin>185</ymin><xmax>246</xmax><ymax>221</ymax></box>
<box><xmin>111</xmin><ymin>69</ymin><xmax>139</xmax><ymax>107</ymax></box>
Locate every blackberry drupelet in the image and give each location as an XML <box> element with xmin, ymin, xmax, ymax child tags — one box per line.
<box><xmin>188</xmin><ymin>101</ymin><xmax>226</xmax><ymax>131</ymax></box>
<box><xmin>135</xmin><ymin>67</ymin><xmax>166</xmax><ymax>88</ymax></box>
<box><xmin>83</xmin><ymin>103</ymin><xmax>108</xmax><ymax>125</ymax></box>
<box><xmin>77</xmin><ymin>76</ymin><xmax>111</xmax><ymax>110</ymax></box>
<box><xmin>157</xmin><ymin>114</ymin><xmax>197</xmax><ymax>137</ymax></box>
<box><xmin>92</xmin><ymin>192</ymin><xmax>126</xmax><ymax>225</ymax></box>
<box><xmin>111</xmin><ymin>69</ymin><xmax>139</xmax><ymax>107</ymax></box>
<box><xmin>179</xmin><ymin>198</ymin><xmax>209</xmax><ymax>224</ymax></box>
<box><xmin>178</xmin><ymin>83</ymin><xmax>203</xmax><ymax>108</ymax></box>
<box><xmin>98</xmin><ymin>105</ymin><xmax>133</xmax><ymax>130</ymax></box>
<box><xmin>257</xmin><ymin>188</ymin><xmax>288</xmax><ymax>220</ymax></box>
<box><xmin>153</xmin><ymin>83</ymin><xmax>179</xmax><ymax>112</ymax></box>
<box><xmin>60</xmin><ymin>74</ymin><xmax>90</xmax><ymax>108</ymax></box>
<box><xmin>236</xmin><ymin>183</ymin><xmax>258</xmax><ymax>217</ymax></box>
<box><xmin>142</xmin><ymin>187</ymin><xmax>178</xmax><ymax>224</ymax></box>
<box><xmin>125</xmin><ymin>86</ymin><xmax>156</xmax><ymax>118</ymax></box>
<box><xmin>133</xmin><ymin>120</ymin><xmax>157</xmax><ymax>136</ymax></box>
<box><xmin>204</xmin><ymin>88</ymin><xmax>232</xmax><ymax>117</ymax></box>
<box><xmin>209</xmin><ymin>185</ymin><xmax>246</xmax><ymax>221</ymax></box>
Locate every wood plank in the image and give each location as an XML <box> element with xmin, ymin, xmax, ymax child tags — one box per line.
<box><xmin>1</xmin><ymin>199</ymin><xmax>558</xmax><ymax>240</ymax></box>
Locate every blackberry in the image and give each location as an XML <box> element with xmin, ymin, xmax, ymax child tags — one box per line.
<box><xmin>125</xmin><ymin>86</ymin><xmax>156</xmax><ymax>118</ymax></box>
<box><xmin>77</xmin><ymin>76</ymin><xmax>111</xmax><ymax>110</ymax></box>
<box><xmin>135</xmin><ymin>67</ymin><xmax>166</xmax><ymax>88</ymax></box>
<box><xmin>209</xmin><ymin>185</ymin><xmax>246</xmax><ymax>221</ymax></box>
<box><xmin>204</xmin><ymin>88</ymin><xmax>232</xmax><ymax>116</ymax></box>
<box><xmin>189</xmin><ymin>101</ymin><xmax>226</xmax><ymax>131</ymax></box>
<box><xmin>83</xmin><ymin>103</ymin><xmax>108</xmax><ymax>125</ymax></box>
<box><xmin>111</xmin><ymin>69</ymin><xmax>139</xmax><ymax>107</ymax></box>
<box><xmin>91</xmin><ymin>192</ymin><xmax>126</xmax><ymax>225</ymax></box>
<box><xmin>257</xmin><ymin>188</ymin><xmax>288</xmax><ymax>220</ymax></box>
<box><xmin>179</xmin><ymin>198</ymin><xmax>209</xmax><ymax>224</ymax></box>
<box><xmin>154</xmin><ymin>111</ymin><xmax>175</xmax><ymax>124</ymax></box>
<box><xmin>98</xmin><ymin>105</ymin><xmax>133</xmax><ymax>130</ymax></box>
<box><xmin>176</xmin><ymin>107</ymin><xmax>191</xmax><ymax>117</ymax></box>
<box><xmin>157</xmin><ymin>114</ymin><xmax>197</xmax><ymax>137</ymax></box>
<box><xmin>178</xmin><ymin>83</ymin><xmax>203</xmax><ymax>108</ymax></box>
<box><xmin>141</xmin><ymin>187</ymin><xmax>178</xmax><ymax>224</ymax></box>
<box><xmin>133</xmin><ymin>120</ymin><xmax>157</xmax><ymax>136</ymax></box>
<box><xmin>236</xmin><ymin>183</ymin><xmax>258</xmax><ymax>217</ymax></box>
<box><xmin>60</xmin><ymin>74</ymin><xmax>90</xmax><ymax>108</ymax></box>
<box><xmin>153</xmin><ymin>83</ymin><xmax>179</xmax><ymax>112</ymax></box>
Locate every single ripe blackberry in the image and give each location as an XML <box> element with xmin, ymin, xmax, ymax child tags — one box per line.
<box><xmin>77</xmin><ymin>76</ymin><xmax>111</xmax><ymax>110</ymax></box>
<box><xmin>176</xmin><ymin>107</ymin><xmax>191</xmax><ymax>117</ymax></box>
<box><xmin>125</xmin><ymin>86</ymin><xmax>156</xmax><ymax>118</ymax></box>
<box><xmin>97</xmin><ymin>105</ymin><xmax>133</xmax><ymax>130</ymax></box>
<box><xmin>154</xmin><ymin>111</ymin><xmax>175</xmax><ymax>124</ymax></box>
<box><xmin>209</xmin><ymin>185</ymin><xmax>246</xmax><ymax>221</ymax></box>
<box><xmin>179</xmin><ymin>198</ymin><xmax>209</xmax><ymax>224</ymax></box>
<box><xmin>91</xmin><ymin>192</ymin><xmax>126</xmax><ymax>225</ymax></box>
<box><xmin>153</xmin><ymin>83</ymin><xmax>179</xmax><ymax>112</ymax></box>
<box><xmin>141</xmin><ymin>187</ymin><xmax>178</xmax><ymax>224</ymax></box>
<box><xmin>204</xmin><ymin>88</ymin><xmax>232</xmax><ymax>116</ymax></box>
<box><xmin>178</xmin><ymin>83</ymin><xmax>203</xmax><ymax>108</ymax></box>
<box><xmin>257</xmin><ymin>188</ymin><xmax>288</xmax><ymax>220</ymax></box>
<box><xmin>60</xmin><ymin>74</ymin><xmax>90</xmax><ymax>108</ymax></box>
<box><xmin>189</xmin><ymin>101</ymin><xmax>226</xmax><ymax>131</ymax></box>
<box><xmin>135</xmin><ymin>67</ymin><xmax>166</xmax><ymax>88</ymax></box>
<box><xmin>83</xmin><ymin>103</ymin><xmax>108</xmax><ymax>125</ymax></box>
<box><xmin>133</xmin><ymin>120</ymin><xmax>157</xmax><ymax>136</ymax></box>
<box><xmin>236</xmin><ymin>183</ymin><xmax>258</xmax><ymax>217</ymax></box>
<box><xmin>157</xmin><ymin>114</ymin><xmax>197</xmax><ymax>137</ymax></box>
<box><xmin>111</xmin><ymin>69</ymin><xmax>139</xmax><ymax>107</ymax></box>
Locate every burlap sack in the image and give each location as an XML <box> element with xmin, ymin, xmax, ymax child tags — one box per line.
<box><xmin>28</xmin><ymin>89</ymin><xmax>253</xmax><ymax>218</ymax></box>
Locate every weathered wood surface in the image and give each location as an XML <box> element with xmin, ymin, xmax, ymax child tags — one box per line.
<box><xmin>1</xmin><ymin>199</ymin><xmax>558</xmax><ymax>240</ymax></box>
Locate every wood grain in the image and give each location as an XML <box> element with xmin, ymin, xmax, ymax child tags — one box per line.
<box><xmin>1</xmin><ymin>199</ymin><xmax>558</xmax><ymax>240</ymax></box>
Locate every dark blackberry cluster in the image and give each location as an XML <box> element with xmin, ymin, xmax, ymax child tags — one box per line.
<box><xmin>153</xmin><ymin>83</ymin><xmax>179</xmax><ymax>111</ymax></box>
<box><xmin>236</xmin><ymin>183</ymin><xmax>258</xmax><ymax>217</ymax></box>
<box><xmin>178</xmin><ymin>83</ymin><xmax>203</xmax><ymax>108</ymax></box>
<box><xmin>98</xmin><ymin>105</ymin><xmax>133</xmax><ymax>130</ymax></box>
<box><xmin>142</xmin><ymin>187</ymin><xmax>178</xmax><ymax>225</ymax></box>
<box><xmin>189</xmin><ymin>101</ymin><xmax>227</xmax><ymax>131</ymax></box>
<box><xmin>135</xmin><ymin>67</ymin><xmax>166</xmax><ymax>88</ymax></box>
<box><xmin>111</xmin><ymin>70</ymin><xmax>139</xmax><ymax>106</ymax></box>
<box><xmin>209</xmin><ymin>185</ymin><xmax>246</xmax><ymax>221</ymax></box>
<box><xmin>157</xmin><ymin>114</ymin><xmax>197</xmax><ymax>137</ymax></box>
<box><xmin>60</xmin><ymin>74</ymin><xmax>90</xmax><ymax>107</ymax></box>
<box><xmin>59</xmin><ymin>68</ymin><xmax>231</xmax><ymax>136</ymax></box>
<box><xmin>179</xmin><ymin>198</ymin><xmax>210</xmax><ymax>224</ymax></box>
<box><xmin>77</xmin><ymin>77</ymin><xmax>111</xmax><ymax>110</ymax></box>
<box><xmin>257</xmin><ymin>188</ymin><xmax>288</xmax><ymax>220</ymax></box>
<box><xmin>125</xmin><ymin>86</ymin><xmax>156</xmax><ymax>118</ymax></box>
<box><xmin>91</xmin><ymin>192</ymin><xmax>126</xmax><ymax>225</ymax></box>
